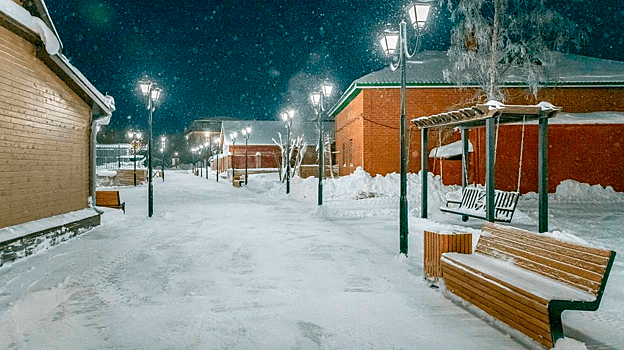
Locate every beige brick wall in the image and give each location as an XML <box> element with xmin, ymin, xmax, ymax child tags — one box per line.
<box><xmin>0</xmin><ymin>26</ymin><xmax>91</xmax><ymax>228</ymax></box>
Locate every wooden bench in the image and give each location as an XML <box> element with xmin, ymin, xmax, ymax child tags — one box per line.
<box><xmin>95</xmin><ymin>191</ymin><xmax>125</xmax><ymax>213</ymax></box>
<box><xmin>232</xmin><ymin>174</ymin><xmax>243</xmax><ymax>187</ymax></box>
<box><xmin>441</xmin><ymin>222</ymin><xmax>616</xmax><ymax>349</ymax></box>
<box><xmin>440</xmin><ymin>187</ymin><xmax>520</xmax><ymax>222</ymax></box>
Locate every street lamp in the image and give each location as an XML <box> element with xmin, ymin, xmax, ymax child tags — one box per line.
<box><xmin>281</xmin><ymin>109</ymin><xmax>295</xmax><ymax>194</ymax></box>
<box><xmin>127</xmin><ymin>130</ymin><xmax>142</xmax><ymax>186</ymax></box>
<box><xmin>379</xmin><ymin>1</ymin><xmax>433</xmax><ymax>256</ymax></box>
<box><xmin>241</xmin><ymin>126</ymin><xmax>252</xmax><ymax>185</ymax></box>
<box><xmin>230</xmin><ymin>131</ymin><xmax>237</xmax><ymax>180</ymax></box>
<box><xmin>138</xmin><ymin>78</ymin><xmax>163</xmax><ymax>218</ymax></box>
<box><xmin>310</xmin><ymin>82</ymin><xmax>333</xmax><ymax>206</ymax></box>
<box><xmin>214</xmin><ymin>138</ymin><xmax>221</xmax><ymax>182</ymax></box>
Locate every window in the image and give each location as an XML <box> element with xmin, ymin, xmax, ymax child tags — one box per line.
<box><xmin>342</xmin><ymin>143</ymin><xmax>347</xmax><ymax>166</ymax></box>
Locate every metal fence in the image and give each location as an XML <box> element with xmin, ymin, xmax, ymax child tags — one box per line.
<box><xmin>96</xmin><ymin>143</ymin><xmax>145</xmax><ymax>169</ymax></box>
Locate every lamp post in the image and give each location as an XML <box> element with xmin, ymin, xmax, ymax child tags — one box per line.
<box><xmin>204</xmin><ymin>141</ymin><xmax>210</xmax><ymax>179</ymax></box>
<box><xmin>241</xmin><ymin>126</ymin><xmax>252</xmax><ymax>185</ymax></box>
<box><xmin>199</xmin><ymin>145</ymin><xmax>204</xmax><ymax>177</ymax></box>
<box><xmin>138</xmin><ymin>78</ymin><xmax>163</xmax><ymax>218</ymax></box>
<box><xmin>281</xmin><ymin>109</ymin><xmax>295</xmax><ymax>194</ymax></box>
<box><xmin>127</xmin><ymin>130</ymin><xmax>142</xmax><ymax>186</ymax></box>
<box><xmin>310</xmin><ymin>82</ymin><xmax>333</xmax><ymax>206</ymax></box>
<box><xmin>230</xmin><ymin>131</ymin><xmax>237</xmax><ymax>180</ymax></box>
<box><xmin>214</xmin><ymin>138</ymin><xmax>220</xmax><ymax>182</ymax></box>
<box><xmin>160</xmin><ymin>136</ymin><xmax>166</xmax><ymax>181</ymax></box>
<box><xmin>379</xmin><ymin>1</ymin><xmax>433</xmax><ymax>256</ymax></box>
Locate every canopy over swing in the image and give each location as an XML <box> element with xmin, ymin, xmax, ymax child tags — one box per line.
<box><xmin>411</xmin><ymin>101</ymin><xmax>561</xmax><ymax>232</ymax></box>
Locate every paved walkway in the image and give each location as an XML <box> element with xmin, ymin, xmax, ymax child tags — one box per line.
<box><xmin>2</xmin><ymin>171</ymin><xmax>622</xmax><ymax>349</ymax></box>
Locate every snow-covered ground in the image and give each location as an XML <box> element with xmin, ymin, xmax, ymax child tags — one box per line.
<box><xmin>0</xmin><ymin>169</ymin><xmax>622</xmax><ymax>350</ymax></box>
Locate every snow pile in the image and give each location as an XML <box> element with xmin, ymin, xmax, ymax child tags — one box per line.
<box><xmin>552</xmin><ymin>338</ymin><xmax>588</xmax><ymax>350</ymax></box>
<box><xmin>520</xmin><ymin>179</ymin><xmax>624</xmax><ymax>203</ymax></box>
<box><xmin>263</xmin><ymin>167</ymin><xmax>449</xmax><ymax>211</ymax></box>
<box><xmin>552</xmin><ymin>180</ymin><xmax>624</xmax><ymax>203</ymax></box>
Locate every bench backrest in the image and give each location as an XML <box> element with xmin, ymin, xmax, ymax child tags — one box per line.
<box><xmin>95</xmin><ymin>191</ymin><xmax>121</xmax><ymax>206</ymax></box>
<box><xmin>477</xmin><ymin>222</ymin><xmax>616</xmax><ymax>296</ymax></box>
<box><xmin>460</xmin><ymin>187</ymin><xmax>520</xmax><ymax>221</ymax></box>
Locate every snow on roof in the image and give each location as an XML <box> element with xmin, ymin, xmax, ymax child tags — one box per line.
<box><xmin>221</xmin><ymin>120</ymin><xmax>333</xmax><ymax>146</ymax></box>
<box><xmin>331</xmin><ymin>50</ymin><xmax>624</xmax><ymax>118</ymax></box>
<box><xmin>525</xmin><ymin>111</ymin><xmax>624</xmax><ymax>125</ymax></box>
<box><xmin>430</xmin><ymin>140</ymin><xmax>473</xmax><ymax>159</ymax></box>
<box><xmin>0</xmin><ymin>0</ymin><xmax>114</xmax><ymax>116</ymax></box>
<box><xmin>353</xmin><ymin>51</ymin><xmax>624</xmax><ymax>87</ymax></box>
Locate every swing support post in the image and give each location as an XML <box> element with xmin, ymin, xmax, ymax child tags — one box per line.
<box><xmin>538</xmin><ymin>117</ymin><xmax>549</xmax><ymax>232</ymax></box>
<box><xmin>461</xmin><ymin>128</ymin><xmax>469</xmax><ymax>222</ymax></box>
<box><xmin>421</xmin><ymin>128</ymin><xmax>429</xmax><ymax>219</ymax></box>
<box><xmin>485</xmin><ymin>117</ymin><xmax>496</xmax><ymax>222</ymax></box>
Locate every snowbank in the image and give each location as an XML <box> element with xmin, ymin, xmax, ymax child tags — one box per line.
<box><xmin>553</xmin><ymin>338</ymin><xmax>588</xmax><ymax>350</ymax></box>
<box><xmin>522</xmin><ymin>180</ymin><xmax>624</xmax><ymax>203</ymax></box>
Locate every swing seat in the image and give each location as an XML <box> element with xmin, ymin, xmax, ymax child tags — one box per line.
<box><xmin>440</xmin><ymin>187</ymin><xmax>520</xmax><ymax>223</ymax></box>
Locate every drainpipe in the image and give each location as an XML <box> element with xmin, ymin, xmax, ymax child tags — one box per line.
<box><xmin>90</xmin><ymin>109</ymin><xmax>111</xmax><ymax>207</ymax></box>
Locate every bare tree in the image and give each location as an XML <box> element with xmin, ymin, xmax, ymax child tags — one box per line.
<box><xmin>444</xmin><ymin>0</ymin><xmax>585</xmax><ymax>101</ymax></box>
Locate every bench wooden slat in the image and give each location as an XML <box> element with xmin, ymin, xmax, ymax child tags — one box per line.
<box><xmin>443</xmin><ymin>268</ymin><xmax>554</xmax><ymax>349</ymax></box>
<box><xmin>476</xmin><ymin>244</ymin><xmax>601</xmax><ymax>294</ymax></box>
<box><xmin>482</xmin><ymin>229</ymin><xmax>610</xmax><ymax>272</ymax></box>
<box><xmin>483</xmin><ymin>222</ymin><xmax>612</xmax><ymax>258</ymax></box>
<box><xmin>477</xmin><ymin>236</ymin><xmax>605</xmax><ymax>282</ymax></box>
<box><xmin>443</xmin><ymin>258</ymin><xmax>550</xmax><ymax>318</ymax></box>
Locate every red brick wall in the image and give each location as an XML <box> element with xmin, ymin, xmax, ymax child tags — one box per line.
<box><xmin>227</xmin><ymin>145</ymin><xmax>281</xmax><ymax>169</ymax></box>
<box><xmin>470</xmin><ymin>124</ymin><xmax>624</xmax><ymax>193</ymax></box>
<box><xmin>334</xmin><ymin>85</ymin><xmax>624</xmax><ymax>192</ymax></box>
<box><xmin>335</xmin><ymin>92</ymin><xmax>364</xmax><ymax>175</ymax></box>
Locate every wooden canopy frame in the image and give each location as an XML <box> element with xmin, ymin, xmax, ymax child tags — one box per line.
<box><xmin>412</xmin><ymin>103</ymin><xmax>561</xmax><ymax>232</ymax></box>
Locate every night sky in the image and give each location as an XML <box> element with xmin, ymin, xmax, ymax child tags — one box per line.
<box><xmin>44</xmin><ymin>0</ymin><xmax>624</xmax><ymax>136</ymax></box>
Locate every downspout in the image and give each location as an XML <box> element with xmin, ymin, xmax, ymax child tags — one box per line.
<box><xmin>90</xmin><ymin>109</ymin><xmax>110</xmax><ymax>208</ymax></box>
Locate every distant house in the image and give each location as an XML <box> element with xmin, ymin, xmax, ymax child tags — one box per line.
<box><xmin>0</xmin><ymin>0</ymin><xmax>115</xmax><ymax>230</ymax></box>
<box><xmin>216</xmin><ymin>120</ymin><xmax>334</xmax><ymax>178</ymax></box>
<box><xmin>329</xmin><ymin>51</ymin><xmax>624</xmax><ymax>192</ymax></box>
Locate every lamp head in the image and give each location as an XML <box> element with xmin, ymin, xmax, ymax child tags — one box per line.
<box><xmin>379</xmin><ymin>30</ymin><xmax>400</xmax><ymax>56</ymax></box>
<box><xmin>322</xmin><ymin>82</ymin><xmax>333</xmax><ymax>97</ymax></box>
<box><xmin>408</xmin><ymin>1</ymin><xmax>432</xmax><ymax>29</ymax></box>
<box><xmin>151</xmin><ymin>87</ymin><xmax>163</xmax><ymax>102</ymax></box>
<box><xmin>310</xmin><ymin>92</ymin><xmax>321</xmax><ymax>107</ymax></box>
<box><xmin>139</xmin><ymin>79</ymin><xmax>151</xmax><ymax>96</ymax></box>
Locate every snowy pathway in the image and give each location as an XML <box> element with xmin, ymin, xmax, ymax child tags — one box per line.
<box><xmin>0</xmin><ymin>171</ymin><xmax>529</xmax><ymax>349</ymax></box>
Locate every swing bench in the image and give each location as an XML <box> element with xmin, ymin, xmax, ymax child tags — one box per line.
<box><xmin>440</xmin><ymin>187</ymin><xmax>519</xmax><ymax>222</ymax></box>
<box><xmin>438</xmin><ymin>113</ymin><xmax>527</xmax><ymax>223</ymax></box>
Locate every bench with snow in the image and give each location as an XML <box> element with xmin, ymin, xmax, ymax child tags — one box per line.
<box><xmin>441</xmin><ymin>222</ymin><xmax>616</xmax><ymax>349</ymax></box>
<box><xmin>95</xmin><ymin>190</ymin><xmax>125</xmax><ymax>213</ymax></box>
<box><xmin>440</xmin><ymin>187</ymin><xmax>519</xmax><ymax>222</ymax></box>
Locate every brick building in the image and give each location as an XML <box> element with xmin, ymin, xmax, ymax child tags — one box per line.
<box><xmin>0</xmin><ymin>0</ymin><xmax>115</xmax><ymax>229</ymax></box>
<box><xmin>215</xmin><ymin>120</ymin><xmax>334</xmax><ymax>178</ymax></box>
<box><xmin>329</xmin><ymin>51</ymin><xmax>624</xmax><ymax>192</ymax></box>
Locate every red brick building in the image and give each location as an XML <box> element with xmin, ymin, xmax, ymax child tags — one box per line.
<box><xmin>329</xmin><ymin>51</ymin><xmax>624</xmax><ymax>192</ymax></box>
<box><xmin>215</xmin><ymin>120</ymin><xmax>333</xmax><ymax>178</ymax></box>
